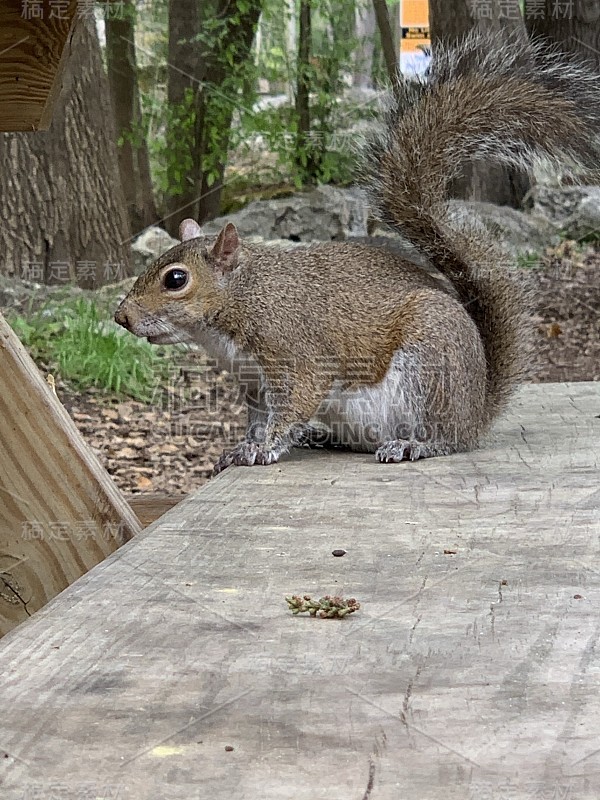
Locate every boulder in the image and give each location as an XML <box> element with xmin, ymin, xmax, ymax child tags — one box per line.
<box><xmin>530</xmin><ymin>185</ymin><xmax>600</xmax><ymax>241</ymax></box>
<box><xmin>450</xmin><ymin>200</ymin><xmax>561</xmax><ymax>255</ymax></box>
<box><xmin>131</xmin><ymin>227</ymin><xmax>179</xmax><ymax>273</ymax></box>
<box><xmin>561</xmin><ymin>188</ymin><xmax>600</xmax><ymax>241</ymax></box>
<box><xmin>205</xmin><ymin>189</ymin><xmax>566</xmax><ymax>255</ymax></box>
<box><xmin>530</xmin><ymin>185</ymin><xmax>593</xmax><ymax>224</ymax></box>
<box><xmin>374</xmin><ymin>200</ymin><xmax>560</xmax><ymax>259</ymax></box>
<box><xmin>128</xmin><ymin>183</ymin><xmax>600</xmax><ymax>281</ymax></box>
<box><xmin>201</xmin><ymin>185</ymin><xmax>370</xmax><ymax>242</ymax></box>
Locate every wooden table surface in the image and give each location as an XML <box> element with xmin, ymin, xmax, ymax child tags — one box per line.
<box><xmin>1</xmin><ymin>382</ymin><xmax>599</xmax><ymax>800</ymax></box>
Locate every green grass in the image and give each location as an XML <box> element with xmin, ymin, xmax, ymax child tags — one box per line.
<box><xmin>516</xmin><ymin>251</ymin><xmax>542</xmax><ymax>269</ymax></box>
<box><xmin>556</xmin><ymin>227</ymin><xmax>600</xmax><ymax>246</ymax></box>
<box><xmin>7</xmin><ymin>297</ymin><xmax>172</xmax><ymax>402</ymax></box>
<box><xmin>573</xmin><ymin>230</ymin><xmax>600</xmax><ymax>246</ymax></box>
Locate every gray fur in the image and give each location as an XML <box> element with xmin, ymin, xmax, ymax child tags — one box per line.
<box><xmin>116</xmin><ymin>32</ymin><xmax>600</xmax><ymax>472</ymax></box>
<box><xmin>361</xmin><ymin>30</ymin><xmax>600</xmax><ymax>427</ymax></box>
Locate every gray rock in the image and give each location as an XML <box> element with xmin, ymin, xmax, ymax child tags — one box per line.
<box><xmin>561</xmin><ymin>188</ymin><xmax>600</xmax><ymax>241</ymax></box>
<box><xmin>450</xmin><ymin>200</ymin><xmax>561</xmax><ymax>255</ymax></box>
<box><xmin>209</xmin><ymin>190</ymin><xmax>563</xmax><ymax>256</ymax></box>
<box><xmin>131</xmin><ymin>227</ymin><xmax>179</xmax><ymax>273</ymax></box>
<box><xmin>201</xmin><ymin>185</ymin><xmax>370</xmax><ymax>242</ymax></box>
<box><xmin>369</xmin><ymin>200</ymin><xmax>560</xmax><ymax>259</ymax></box>
<box><xmin>128</xmin><ymin>183</ymin><xmax>600</xmax><ymax>282</ymax></box>
<box><xmin>529</xmin><ymin>185</ymin><xmax>594</xmax><ymax>224</ymax></box>
<box><xmin>529</xmin><ymin>185</ymin><xmax>600</xmax><ymax>241</ymax></box>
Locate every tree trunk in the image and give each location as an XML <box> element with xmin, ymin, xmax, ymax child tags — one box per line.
<box><xmin>372</xmin><ymin>0</ymin><xmax>398</xmax><ymax>84</ymax></box>
<box><xmin>164</xmin><ymin>0</ymin><xmax>203</xmax><ymax>236</ymax></box>
<box><xmin>0</xmin><ymin>19</ymin><xmax>131</xmax><ymax>289</ymax></box>
<box><xmin>429</xmin><ymin>0</ymin><xmax>530</xmax><ymax>207</ymax></box>
<box><xmin>197</xmin><ymin>99</ymin><xmax>233</xmax><ymax>224</ymax></box>
<box><xmin>164</xmin><ymin>0</ymin><xmax>261</xmax><ymax>232</ymax></box>
<box><xmin>105</xmin><ymin>0</ymin><xmax>158</xmax><ymax>235</ymax></box>
<box><xmin>353</xmin><ymin>3</ymin><xmax>377</xmax><ymax>88</ymax></box>
<box><xmin>525</xmin><ymin>0</ymin><xmax>600</xmax><ymax>68</ymax></box>
<box><xmin>295</xmin><ymin>0</ymin><xmax>315</xmax><ymax>180</ymax></box>
<box><xmin>285</xmin><ymin>0</ymin><xmax>298</xmax><ymax>100</ymax></box>
<box><xmin>526</xmin><ymin>1</ymin><xmax>600</xmax><ymax>189</ymax></box>
<box><xmin>429</xmin><ymin>0</ymin><xmax>474</xmax><ymax>43</ymax></box>
<box><xmin>197</xmin><ymin>0</ymin><xmax>261</xmax><ymax>222</ymax></box>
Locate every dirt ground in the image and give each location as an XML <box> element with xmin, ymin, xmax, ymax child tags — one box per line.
<box><xmin>53</xmin><ymin>240</ymin><xmax>599</xmax><ymax>498</ymax></box>
<box><xmin>529</xmin><ymin>241</ymin><xmax>599</xmax><ymax>384</ymax></box>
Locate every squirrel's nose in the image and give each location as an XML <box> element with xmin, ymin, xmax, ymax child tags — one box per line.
<box><xmin>114</xmin><ymin>306</ymin><xmax>131</xmax><ymax>331</ymax></box>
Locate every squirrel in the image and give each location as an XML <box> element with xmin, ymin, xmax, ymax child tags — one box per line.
<box><xmin>115</xmin><ymin>31</ymin><xmax>600</xmax><ymax>474</ymax></box>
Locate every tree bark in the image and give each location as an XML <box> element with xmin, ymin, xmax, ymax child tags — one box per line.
<box><xmin>429</xmin><ymin>0</ymin><xmax>530</xmax><ymax>207</ymax></box>
<box><xmin>164</xmin><ymin>0</ymin><xmax>203</xmax><ymax>236</ymax></box>
<box><xmin>295</xmin><ymin>0</ymin><xmax>314</xmax><ymax>180</ymax></box>
<box><xmin>197</xmin><ymin>0</ymin><xmax>261</xmax><ymax>222</ymax></box>
<box><xmin>0</xmin><ymin>19</ymin><xmax>131</xmax><ymax>289</ymax></box>
<box><xmin>353</xmin><ymin>3</ymin><xmax>377</xmax><ymax>88</ymax></box>
<box><xmin>372</xmin><ymin>0</ymin><xmax>398</xmax><ymax>84</ymax></box>
<box><xmin>105</xmin><ymin>0</ymin><xmax>158</xmax><ymax>235</ymax></box>
<box><xmin>525</xmin><ymin>0</ymin><xmax>600</xmax><ymax>68</ymax></box>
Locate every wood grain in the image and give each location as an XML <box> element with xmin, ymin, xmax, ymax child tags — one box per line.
<box><xmin>0</xmin><ymin>313</ymin><xmax>141</xmax><ymax>636</ymax></box>
<box><xmin>0</xmin><ymin>382</ymin><xmax>598</xmax><ymax>798</ymax></box>
<box><xmin>127</xmin><ymin>494</ymin><xmax>185</xmax><ymax>528</ymax></box>
<box><xmin>0</xmin><ymin>0</ymin><xmax>78</xmax><ymax>131</ymax></box>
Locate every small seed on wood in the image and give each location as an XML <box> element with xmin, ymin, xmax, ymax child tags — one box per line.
<box><xmin>332</xmin><ymin>549</ymin><xmax>346</xmax><ymax>557</ymax></box>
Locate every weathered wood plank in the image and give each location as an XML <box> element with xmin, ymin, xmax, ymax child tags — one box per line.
<box><xmin>0</xmin><ymin>0</ymin><xmax>78</xmax><ymax>131</ymax></box>
<box><xmin>127</xmin><ymin>493</ymin><xmax>186</xmax><ymax>528</ymax></box>
<box><xmin>0</xmin><ymin>382</ymin><xmax>598</xmax><ymax>799</ymax></box>
<box><xmin>0</xmin><ymin>313</ymin><xmax>142</xmax><ymax>635</ymax></box>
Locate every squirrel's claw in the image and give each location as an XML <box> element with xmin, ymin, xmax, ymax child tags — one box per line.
<box><xmin>375</xmin><ymin>439</ymin><xmax>438</xmax><ymax>463</ymax></box>
<box><xmin>212</xmin><ymin>441</ymin><xmax>280</xmax><ymax>475</ymax></box>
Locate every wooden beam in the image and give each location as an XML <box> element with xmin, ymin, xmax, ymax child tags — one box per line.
<box><xmin>0</xmin><ymin>313</ymin><xmax>142</xmax><ymax>636</ymax></box>
<box><xmin>0</xmin><ymin>0</ymin><xmax>78</xmax><ymax>131</ymax></box>
<box><xmin>127</xmin><ymin>493</ymin><xmax>185</xmax><ymax>528</ymax></box>
<box><xmin>0</xmin><ymin>383</ymin><xmax>597</xmax><ymax>798</ymax></box>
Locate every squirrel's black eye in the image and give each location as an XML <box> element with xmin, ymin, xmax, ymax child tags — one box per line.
<box><xmin>163</xmin><ymin>268</ymin><xmax>188</xmax><ymax>291</ymax></box>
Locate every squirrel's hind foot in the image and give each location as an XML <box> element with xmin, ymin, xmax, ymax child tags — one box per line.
<box><xmin>375</xmin><ymin>439</ymin><xmax>449</xmax><ymax>463</ymax></box>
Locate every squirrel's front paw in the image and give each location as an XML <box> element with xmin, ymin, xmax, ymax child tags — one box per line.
<box><xmin>213</xmin><ymin>441</ymin><xmax>280</xmax><ymax>475</ymax></box>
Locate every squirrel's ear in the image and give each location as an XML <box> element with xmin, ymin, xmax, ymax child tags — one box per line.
<box><xmin>209</xmin><ymin>223</ymin><xmax>240</xmax><ymax>273</ymax></box>
<box><xmin>179</xmin><ymin>218</ymin><xmax>203</xmax><ymax>242</ymax></box>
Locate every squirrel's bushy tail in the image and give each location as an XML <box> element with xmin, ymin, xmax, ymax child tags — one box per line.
<box><xmin>363</xmin><ymin>31</ymin><xmax>600</xmax><ymax>427</ymax></box>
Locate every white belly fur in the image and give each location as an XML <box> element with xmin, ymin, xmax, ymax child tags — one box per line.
<box><xmin>314</xmin><ymin>350</ymin><xmax>420</xmax><ymax>452</ymax></box>
<box><xmin>195</xmin><ymin>330</ymin><xmax>418</xmax><ymax>452</ymax></box>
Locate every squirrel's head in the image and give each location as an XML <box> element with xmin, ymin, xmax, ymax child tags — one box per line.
<box><xmin>114</xmin><ymin>219</ymin><xmax>241</xmax><ymax>344</ymax></box>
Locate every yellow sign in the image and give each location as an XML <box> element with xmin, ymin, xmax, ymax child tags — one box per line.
<box><xmin>400</xmin><ymin>0</ymin><xmax>429</xmax><ymax>28</ymax></box>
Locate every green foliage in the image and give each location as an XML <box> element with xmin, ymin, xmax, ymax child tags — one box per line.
<box><xmin>140</xmin><ymin>0</ymin><xmax>263</xmax><ymax>210</ymax></box>
<box><xmin>157</xmin><ymin>88</ymin><xmax>198</xmax><ymax>198</ymax></box>
<box><xmin>233</xmin><ymin>0</ymin><xmax>370</xmax><ymax>187</ymax></box>
<box><xmin>132</xmin><ymin>0</ymin><xmax>375</xmax><ymax>211</ymax></box>
<box><xmin>516</xmin><ymin>251</ymin><xmax>541</xmax><ymax>269</ymax></box>
<box><xmin>7</xmin><ymin>299</ymin><xmax>171</xmax><ymax>402</ymax></box>
<box><xmin>270</xmin><ymin>0</ymin><xmax>367</xmax><ymax>186</ymax></box>
<box><xmin>555</xmin><ymin>227</ymin><xmax>600</xmax><ymax>246</ymax></box>
<box><xmin>573</xmin><ymin>230</ymin><xmax>600</xmax><ymax>245</ymax></box>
